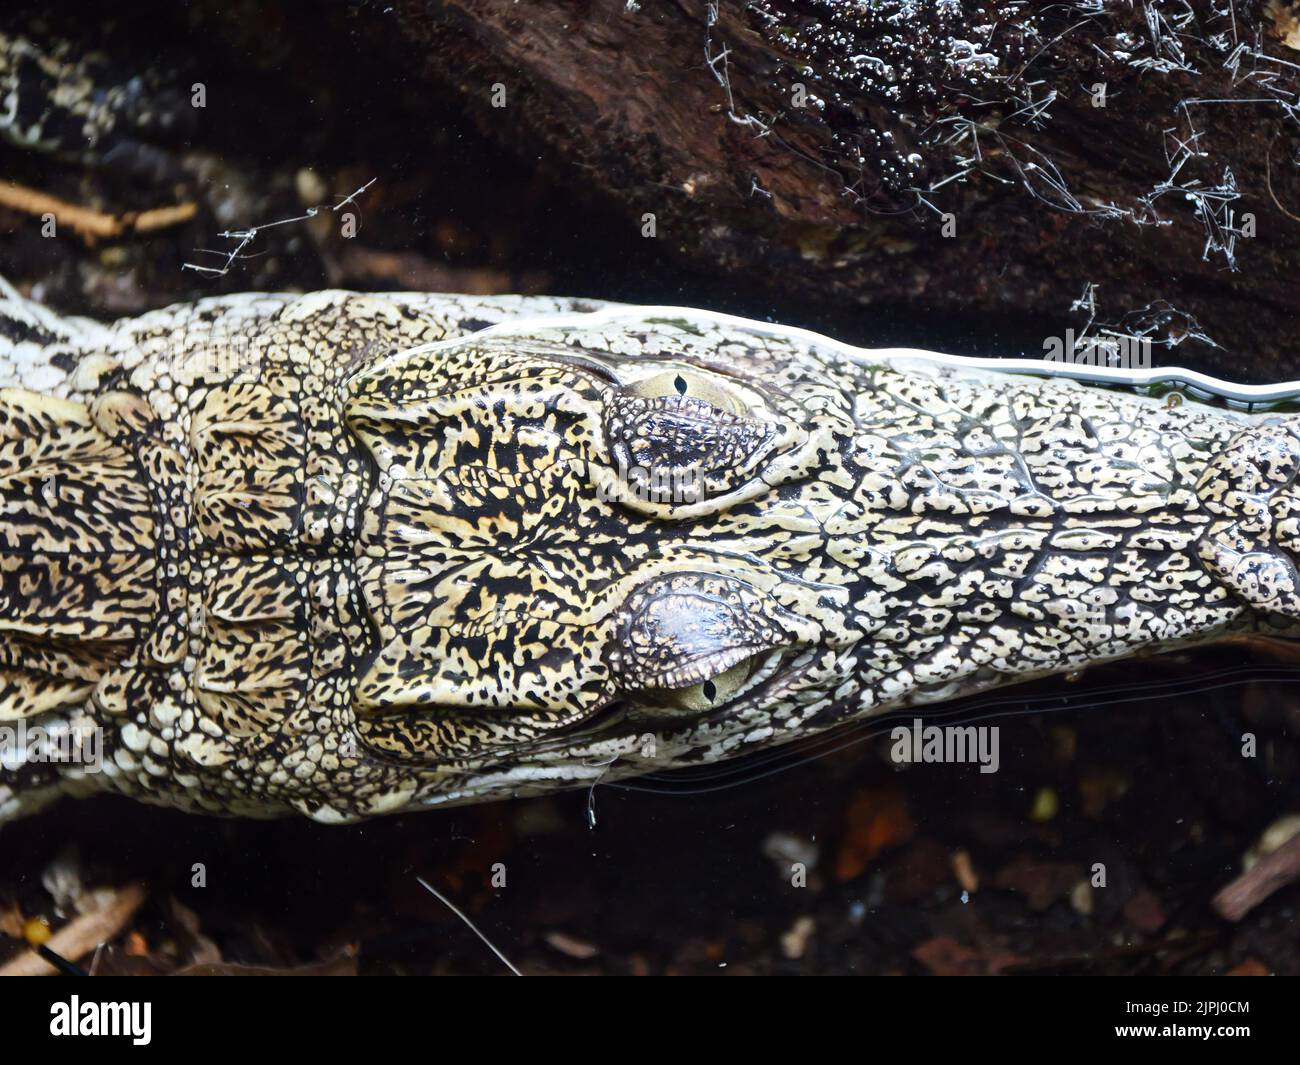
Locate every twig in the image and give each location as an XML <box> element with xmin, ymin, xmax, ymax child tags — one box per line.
<box><xmin>416</xmin><ymin>877</ymin><xmax>522</xmax><ymax>976</ymax></box>
<box><xmin>584</xmin><ymin>753</ymin><xmax>618</xmax><ymax>829</ymax></box>
<box><xmin>1213</xmin><ymin>830</ymin><xmax>1300</xmax><ymax>922</ymax></box>
<box><xmin>0</xmin><ymin>883</ymin><xmax>147</xmax><ymax>976</ymax></box>
<box><xmin>1265</xmin><ymin>138</ymin><xmax>1300</xmax><ymax>223</ymax></box>
<box><xmin>35</xmin><ymin>944</ymin><xmax>88</xmax><ymax>977</ymax></box>
<box><xmin>184</xmin><ymin>177</ymin><xmax>376</xmax><ymax>277</ymax></box>
<box><xmin>0</xmin><ymin>181</ymin><xmax>196</xmax><ymax>243</ymax></box>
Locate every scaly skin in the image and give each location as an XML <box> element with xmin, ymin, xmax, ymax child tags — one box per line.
<box><xmin>1</xmin><ymin>282</ymin><xmax>1297</xmax><ymax>823</ymax></box>
<box><xmin>0</xmin><ymin>25</ymin><xmax>194</xmax><ymax>176</ymax></box>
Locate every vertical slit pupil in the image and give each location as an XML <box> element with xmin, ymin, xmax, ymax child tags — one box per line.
<box><xmin>673</xmin><ymin>374</ymin><xmax>688</xmax><ymax>395</ymax></box>
<box><xmin>703</xmin><ymin>680</ymin><xmax>717</xmax><ymax>702</ymax></box>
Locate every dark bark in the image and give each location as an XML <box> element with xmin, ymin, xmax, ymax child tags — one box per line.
<box><xmin>379</xmin><ymin>0</ymin><xmax>1300</xmax><ymax>379</ymax></box>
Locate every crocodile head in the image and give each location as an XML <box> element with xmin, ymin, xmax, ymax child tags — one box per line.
<box><xmin>343</xmin><ymin>311</ymin><xmax>863</xmax><ymax>784</ymax></box>
<box><xmin>317</xmin><ymin>307</ymin><xmax>1298</xmax><ymax>818</ymax></box>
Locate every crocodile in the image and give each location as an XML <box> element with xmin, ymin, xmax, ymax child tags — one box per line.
<box><xmin>0</xmin><ymin>277</ymin><xmax>1298</xmax><ymax>824</ymax></box>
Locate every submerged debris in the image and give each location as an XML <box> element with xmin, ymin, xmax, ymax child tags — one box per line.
<box><xmin>717</xmin><ymin>1</ymin><xmax>1300</xmax><ymax>270</ymax></box>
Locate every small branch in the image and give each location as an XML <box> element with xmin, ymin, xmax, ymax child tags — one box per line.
<box><xmin>184</xmin><ymin>177</ymin><xmax>377</xmax><ymax>277</ymax></box>
<box><xmin>0</xmin><ymin>883</ymin><xmax>147</xmax><ymax>976</ymax></box>
<box><xmin>0</xmin><ymin>181</ymin><xmax>196</xmax><ymax>243</ymax></box>
<box><xmin>416</xmin><ymin>877</ymin><xmax>522</xmax><ymax>976</ymax></box>
<box><xmin>1265</xmin><ymin>138</ymin><xmax>1300</xmax><ymax>223</ymax></box>
<box><xmin>1213</xmin><ymin>831</ymin><xmax>1300</xmax><ymax>922</ymax></box>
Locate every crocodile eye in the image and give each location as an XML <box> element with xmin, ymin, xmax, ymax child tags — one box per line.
<box><xmin>627</xmin><ymin>369</ymin><xmax>747</xmax><ymax>414</ymax></box>
<box><xmin>656</xmin><ymin>654</ymin><xmax>759</xmax><ymax>713</ymax></box>
<box><xmin>602</xmin><ymin>370</ymin><xmax>797</xmax><ymax>508</ymax></box>
<box><xmin>611</xmin><ymin>573</ymin><xmax>818</xmax><ymax>722</ymax></box>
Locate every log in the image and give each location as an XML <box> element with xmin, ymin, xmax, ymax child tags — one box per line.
<box><xmin>375</xmin><ymin>0</ymin><xmax>1300</xmax><ymax>378</ymax></box>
